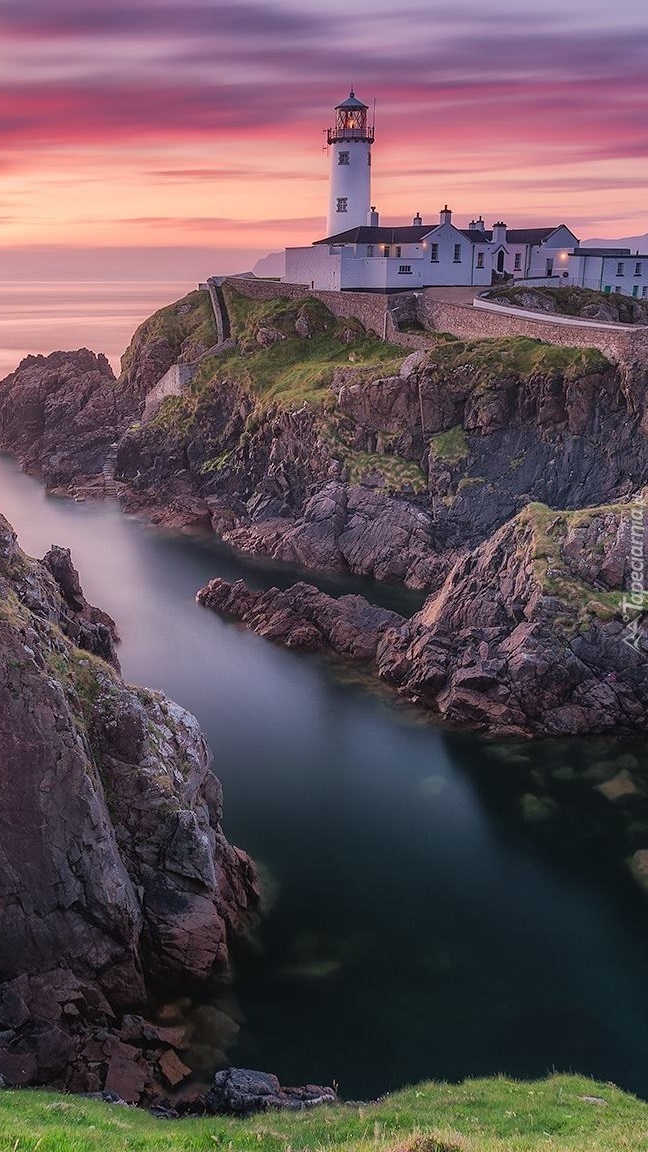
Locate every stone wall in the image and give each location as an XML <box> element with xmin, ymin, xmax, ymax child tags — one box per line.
<box><xmin>417</xmin><ymin>293</ymin><xmax>648</xmax><ymax>368</ymax></box>
<box><xmin>221</xmin><ymin>277</ymin><xmax>648</xmax><ymax>372</ymax></box>
<box><xmin>223</xmin><ymin>277</ymin><xmax>390</xmax><ymax>338</ymax></box>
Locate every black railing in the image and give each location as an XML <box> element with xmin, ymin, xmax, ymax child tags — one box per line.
<box><xmin>327</xmin><ymin>126</ymin><xmax>375</xmax><ymax>144</ymax></box>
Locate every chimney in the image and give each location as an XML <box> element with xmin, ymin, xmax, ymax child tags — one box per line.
<box><xmin>439</xmin><ymin>204</ymin><xmax>452</xmax><ymax>225</ymax></box>
<box><xmin>367</xmin><ymin>206</ymin><xmax>379</xmax><ymax>226</ymax></box>
<box><xmin>469</xmin><ymin>216</ymin><xmax>485</xmax><ymax>232</ymax></box>
<box><xmin>413</xmin><ymin>212</ymin><xmax>423</xmax><ymax>226</ymax></box>
<box><xmin>492</xmin><ymin>221</ymin><xmax>507</xmax><ymax>244</ymax></box>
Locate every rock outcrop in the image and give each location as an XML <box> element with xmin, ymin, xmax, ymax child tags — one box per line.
<box><xmin>204</xmin><ymin>1067</ymin><xmax>336</xmax><ymax>1115</ymax></box>
<box><xmin>197</xmin><ymin>500</ymin><xmax>648</xmax><ymax>737</ymax></box>
<box><xmin>0</xmin><ymin>513</ymin><xmax>258</xmax><ymax>1101</ymax></box>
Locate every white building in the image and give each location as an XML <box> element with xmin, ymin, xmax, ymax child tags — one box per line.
<box><xmin>326</xmin><ymin>90</ymin><xmax>375</xmax><ymax>235</ymax></box>
<box><xmin>283</xmin><ymin>91</ymin><xmax>580</xmax><ymax>293</ymax></box>
<box><xmin>566</xmin><ymin>248</ymin><xmax>648</xmax><ymax>299</ymax></box>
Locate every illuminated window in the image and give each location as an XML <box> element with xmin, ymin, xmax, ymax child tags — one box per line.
<box><xmin>336</xmin><ymin>197</ymin><xmax>348</xmax><ymax>213</ymax></box>
<box><xmin>514</xmin><ymin>253</ymin><xmax>521</xmax><ymax>270</ymax></box>
<box><xmin>398</xmin><ymin>265</ymin><xmax>412</xmax><ymax>274</ymax></box>
<box><xmin>453</xmin><ymin>244</ymin><xmax>461</xmax><ymax>262</ymax></box>
<box><xmin>476</xmin><ymin>252</ymin><xmax>484</xmax><ymax>269</ymax></box>
<box><xmin>431</xmin><ymin>243</ymin><xmax>439</xmax><ymax>262</ymax></box>
<box><xmin>338</xmin><ymin>151</ymin><xmax>350</xmax><ymax>165</ymax></box>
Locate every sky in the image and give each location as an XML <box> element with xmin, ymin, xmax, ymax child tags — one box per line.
<box><xmin>1</xmin><ymin>0</ymin><xmax>647</xmax><ymax>280</ymax></box>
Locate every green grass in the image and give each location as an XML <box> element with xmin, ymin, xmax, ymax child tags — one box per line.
<box><xmin>1</xmin><ymin>1075</ymin><xmax>647</xmax><ymax>1151</ymax></box>
<box><xmin>518</xmin><ymin>502</ymin><xmax>625</xmax><ymax>622</ymax></box>
<box><xmin>343</xmin><ymin>449</ymin><xmax>427</xmax><ymax>491</ymax></box>
<box><xmin>425</xmin><ymin>336</ymin><xmax>609</xmax><ymax>392</ymax></box>
<box><xmin>429</xmin><ymin>426</ymin><xmax>469</xmax><ymax>463</ymax></box>
<box><xmin>119</xmin><ymin>291</ymin><xmax>218</xmax><ymax>380</ymax></box>
<box><xmin>213</xmin><ymin>286</ymin><xmax>405</xmax><ymax>409</ymax></box>
<box><xmin>482</xmin><ymin>284</ymin><xmax>647</xmax><ymax>324</ymax></box>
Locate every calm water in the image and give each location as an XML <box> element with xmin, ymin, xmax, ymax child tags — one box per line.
<box><xmin>2</xmin><ymin>455</ymin><xmax>648</xmax><ymax>1099</ymax></box>
<box><xmin>0</xmin><ymin>281</ymin><xmax>195</xmax><ymax>380</ymax></box>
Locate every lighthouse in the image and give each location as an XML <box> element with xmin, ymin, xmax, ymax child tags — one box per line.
<box><xmin>326</xmin><ymin>90</ymin><xmax>374</xmax><ymax>235</ymax></box>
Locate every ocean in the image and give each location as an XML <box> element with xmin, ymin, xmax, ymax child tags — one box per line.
<box><xmin>0</xmin><ymin>281</ymin><xmax>195</xmax><ymax>380</ymax></box>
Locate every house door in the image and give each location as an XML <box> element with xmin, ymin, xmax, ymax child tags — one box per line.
<box><xmin>497</xmin><ymin>251</ymin><xmax>505</xmax><ymax>273</ymax></box>
<box><xmin>546</xmin><ymin>258</ymin><xmax>554</xmax><ymax>276</ymax></box>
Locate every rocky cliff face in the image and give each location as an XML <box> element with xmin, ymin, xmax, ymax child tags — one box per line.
<box><xmin>197</xmin><ymin>499</ymin><xmax>648</xmax><ymax>737</ymax></box>
<box><xmin>2</xmin><ymin>285</ymin><xmax>648</xmax><ymax>737</ymax></box>
<box><xmin>0</xmin><ymin>514</ymin><xmax>257</xmax><ymax>1100</ymax></box>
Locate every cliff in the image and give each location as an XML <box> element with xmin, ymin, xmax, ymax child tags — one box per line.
<box><xmin>0</xmin><ymin>514</ymin><xmax>257</xmax><ymax>1101</ymax></box>
<box><xmin>197</xmin><ymin>499</ymin><xmax>647</xmax><ymax>736</ymax></box>
<box><xmin>2</xmin><ymin>284</ymin><xmax>647</xmax><ymax>735</ymax></box>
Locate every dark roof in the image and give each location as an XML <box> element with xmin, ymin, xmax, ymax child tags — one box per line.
<box><xmin>335</xmin><ymin>90</ymin><xmax>368</xmax><ymax>110</ymax></box>
<box><xmin>461</xmin><ymin>229</ymin><xmax>491</xmax><ymax>243</ymax></box>
<box><xmin>315</xmin><ymin>225</ymin><xmax>437</xmax><ymax>245</ymax></box>
<box><xmin>572</xmin><ymin>247</ymin><xmax>634</xmax><ymax>257</ymax></box>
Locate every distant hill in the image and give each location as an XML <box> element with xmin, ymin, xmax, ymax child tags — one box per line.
<box><xmin>252</xmin><ymin>251</ymin><xmax>286</xmax><ymax>279</ymax></box>
<box><xmin>582</xmin><ymin>233</ymin><xmax>648</xmax><ymax>252</ymax></box>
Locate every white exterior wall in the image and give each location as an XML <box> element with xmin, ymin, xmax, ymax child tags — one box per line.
<box><xmin>340</xmin><ymin>254</ymin><xmax>426</xmax><ymax>290</ymax></box>
<box><xmin>284</xmin><ymin>246</ymin><xmax>342</xmax><ymax>291</ymax></box>
<box><xmin>425</xmin><ymin>223</ymin><xmax>491</xmax><ymax>286</ymax></box>
<box><xmin>327</xmin><ymin>139</ymin><xmax>372</xmax><ymax>234</ymax></box>
<box><xmin>508</xmin><ymin>245</ymin><xmax>530</xmax><ymax>278</ymax></box>
<box><xmin>595</xmin><ymin>256</ymin><xmax>648</xmax><ymax>298</ymax></box>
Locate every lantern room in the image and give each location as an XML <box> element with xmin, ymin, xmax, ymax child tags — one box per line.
<box><xmin>327</xmin><ymin>91</ymin><xmax>375</xmax><ymax>144</ymax></box>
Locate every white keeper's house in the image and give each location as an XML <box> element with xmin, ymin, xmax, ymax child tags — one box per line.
<box><xmin>283</xmin><ymin>90</ymin><xmax>647</xmax><ymax>298</ymax></box>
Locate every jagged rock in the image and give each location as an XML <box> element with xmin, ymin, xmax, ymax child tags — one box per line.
<box><xmin>197</xmin><ymin>578</ymin><xmax>402</xmax><ymax>659</ymax></box>
<box><xmin>0</xmin><ymin>514</ymin><xmax>258</xmax><ymax>1098</ymax></box>
<box><xmin>204</xmin><ymin>1067</ymin><xmax>336</xmax><ymax>1115</ymax></box>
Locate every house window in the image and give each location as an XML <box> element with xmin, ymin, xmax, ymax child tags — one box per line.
<box><xmin>635</xmin><ymin>262</ymin><xmax>642</xmax><ymax>275</ymax></box>
<box><xmin>430</xmin><ymin>243</ymin><xmax>439</xmax><ymax>262</ymax></box>
<box><xmin>395</xmin><ymin>246</ymin><xmax>402</xmax><ymax>258</ymax></box>
<box><xmin>643</xmin><ymin>287</ymin><xmax>648</xmax><ymax>298</ymax></box>
<box><xmin>336</xmin><ymin>197</ymin><xmax>348</xmax><ymax>213</ymax></box>
<box><xmin>617</xmin><ymin>262</ymin><xmax>624</xmax><ymax>275</ymax></box>
<box><xmin>476</xmin><ymin>252</ymin><xmax>484</xmax><ymax>269</ymax></box>
<box><xmin>453</xmin><ymin>244</ymin><xmax>462</xmax><ymax>262</ymax></box>
<box><xmin>514</xmin><ymin>252</ymin><xmax>521</xmax><ymax>270</ymax></box>
<box><xmin>367</xmin><ymin>245</ymin><xmax>374</xmax><ymax>257</ymax></box>
<box><xmin>614</xmin><ymin>286</ymin><xmax>622</xmax><ymax>293</ymax></box>
<box><xmin>632</xmin><ymin>285</ymin><xmax>639</xmax><ymax>297</ymax></box>
<box><xmin>398</xmin><ymin>265</ymin><xmax>412</xmax><ymax>274</ymax></box>
<box><xmin>604</xmin><ymin>285</ymin><xmax>611</xmax><ymax>294</ymax></box>
<box><xmin>338</xmin><ymin>151</ymin><xmax>350</xmax><ymax>165</ymax></box>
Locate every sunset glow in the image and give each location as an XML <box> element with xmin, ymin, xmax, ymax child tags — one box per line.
<box><xmin>2</xmin><ymin>0</ymin><xmax>647</xmax><ymax>279</ymax></box>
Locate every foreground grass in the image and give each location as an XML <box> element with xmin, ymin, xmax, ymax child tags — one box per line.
<box><xmin>1</xmin><ymin>1075</ymin><xmax>647</xmax><ymax>1151</ymax></box>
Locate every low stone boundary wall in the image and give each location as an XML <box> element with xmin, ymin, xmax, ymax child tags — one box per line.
<box><xmin>418</xmin><ymin>292</ymin><xmax>648</xmax><ymax>367</ymax></box>
<box><xmin>217</xmin><ymin>277</ymin><xmax>648</xmax><ymax>371</ymax></box>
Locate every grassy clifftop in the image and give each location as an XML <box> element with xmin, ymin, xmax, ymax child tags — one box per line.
<box><xmin>2</xmin><ymin>1075</ymin><xmax>647</xmax><ymax>1151</ymax></box>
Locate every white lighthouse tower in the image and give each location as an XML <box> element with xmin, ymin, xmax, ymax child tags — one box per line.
<box><xmin>326</xmin><ymin>90</ymin><xmax>374</xmax><ymax>235</ymax></box>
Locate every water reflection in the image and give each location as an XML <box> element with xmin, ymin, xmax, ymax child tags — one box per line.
<box><xmin>2</xmin><ymin>453</ymin><xmax>648</xmax><ymax>1099</ymax></box>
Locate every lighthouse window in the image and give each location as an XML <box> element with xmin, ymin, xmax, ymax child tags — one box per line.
<box><xmin>336</xmin><ymin>197</ymin><xmax>348</xmax><ymax>213</ymax></box>
<box><xmin>338</xmin><ymin>151</ymin><xmax>350</xmax><ymax>165</ymax></box>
